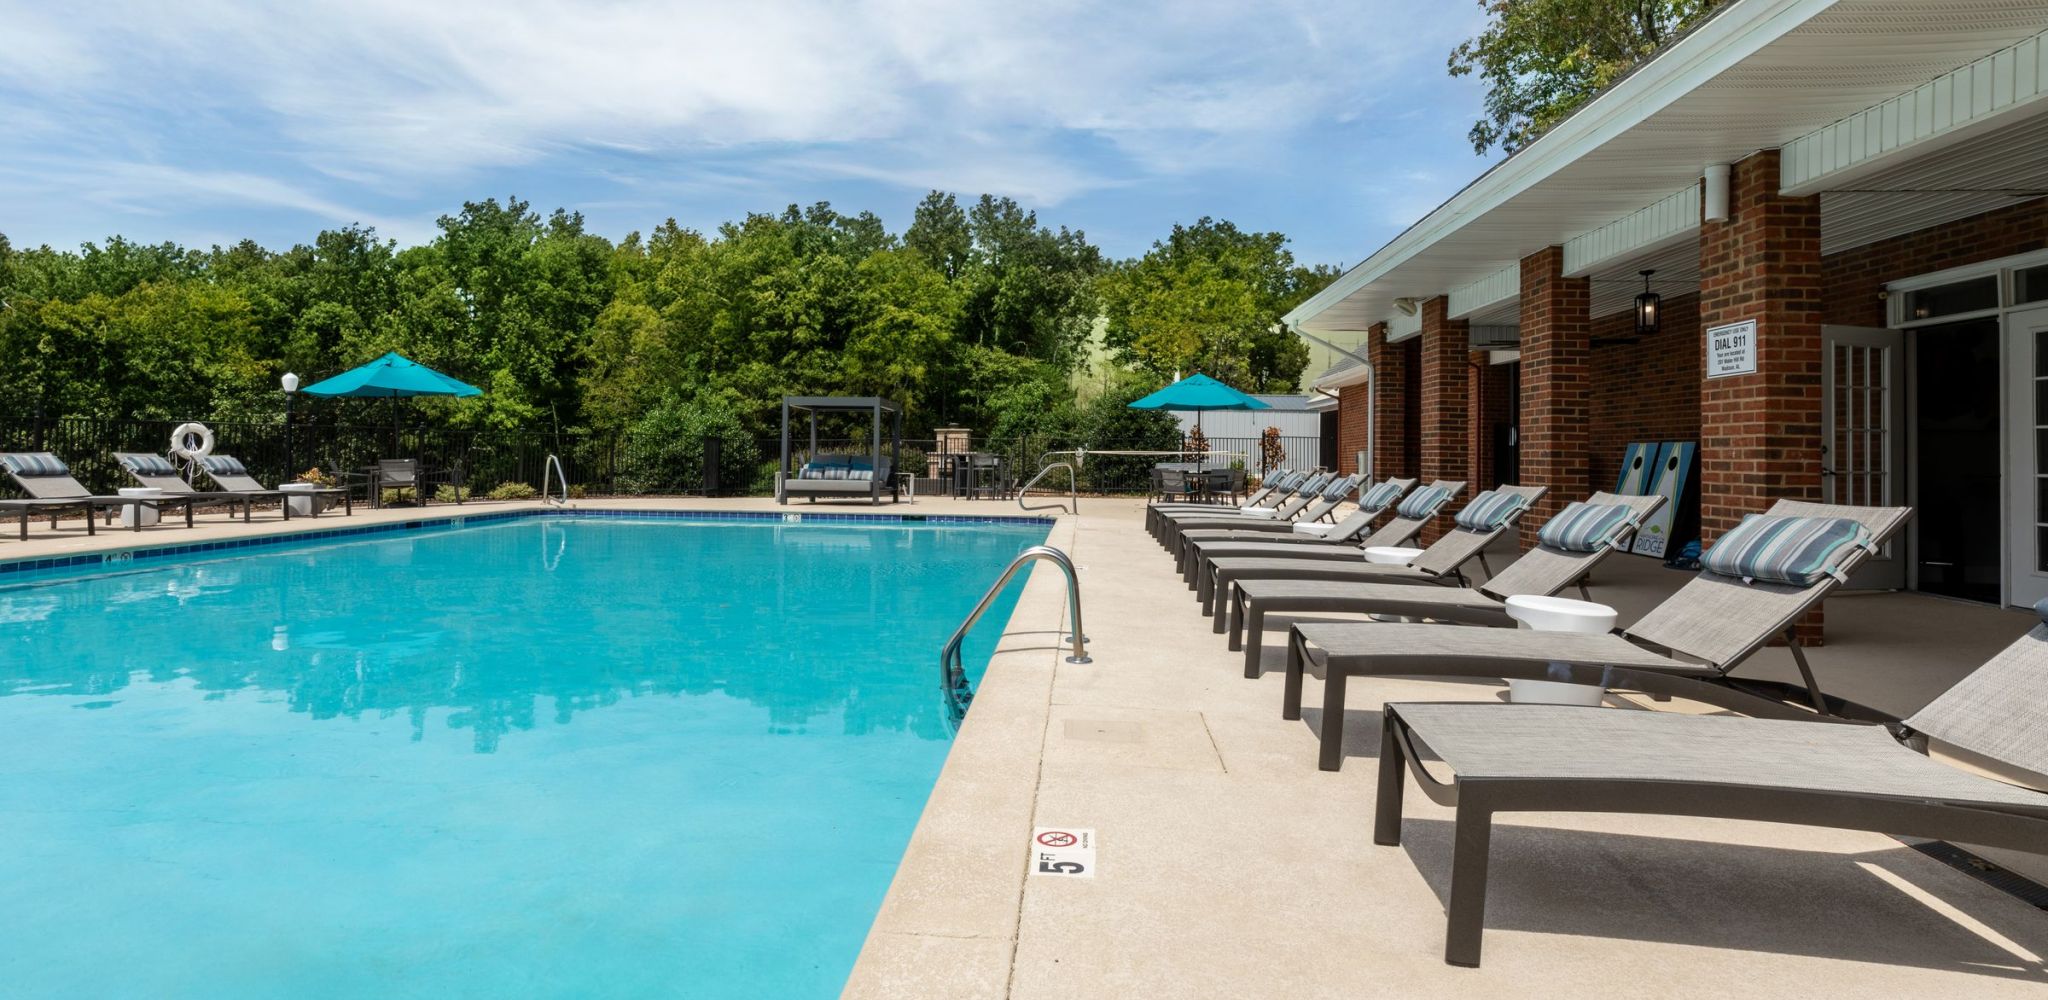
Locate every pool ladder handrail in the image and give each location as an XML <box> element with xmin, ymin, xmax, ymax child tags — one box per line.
<box><xmin>1017</xmin><ymin>461</ymin><xmax>1078</xmax><ymax>515</ymax></box>
<box><xmin>941</xmin><ymin>545</ymin><xmax>1088</xmax><ymax>718</ymax></box>
<box><xmin>542</xmin><ymin>453</ymin><xmax>570</xmax><ymax>508</ymax></box>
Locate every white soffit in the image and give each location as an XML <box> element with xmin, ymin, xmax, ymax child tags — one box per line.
<box><xmin>1287</xmin><ymin>0</ymin><xmax>2048</xmax><ymax>336</ymax></box>
<box><xmin>1385</xmin><ymin>309</ymin><xmax>1423</xmax><ymax>343</ymax></box>
<box><xmin>1447</xmin><ymin>264</ymin><xmax>1520</xmax><ymax>320</ymax></box>
<box><xmin>1781</xmin><ymin>27</ymin><xmax>2048</xmax><ymax>195</ymax></box>
<box><xmin>1563</xmin><ymin>184</ymin><xmax>1701</xmax><ymax>276</ymax></box>
<box><xmin>1818</xmin><ymin>101</ymin><xmax>2048</xmax><ymax>253</ymax></box>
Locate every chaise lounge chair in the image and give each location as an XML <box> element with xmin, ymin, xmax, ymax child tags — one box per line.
<box><xmin>1376</xmin><ymin>607</ymin><xmax>2048</xmax><ymax>966</ymax></box>
<box><xmin>113</xmin><ymin>452</ymin><xmax>265</xmax><ymax>522</ymax></box>
<box><xmin>1169</xmin><ymin>477</ymin><xmax>1418</xmax><ymax>573</ymax></box>
<box><xmin>1156</xmin><ymin>473</ymin><xmax>1362</xmax><ymax>552</ymax></box>
<box><xmin>1224</xmin><ymin>494</ymin><xmax>1666</xmax><ymax>675</ymax></box>
<box><xmin>1147</xmin><ymin>470</ymin><xmax>1316</xmax><ymax>539</ymax></box>
<box><xmin>1283</xmin><ymin>500</ymin><xmax>1914</xmax><ymax>771</ymax></box>
<box><xmin>195</xmin><ymin>455</ymin><xmax>352</xmax><ymax>517</ymax></box>
<box><xmin>1</xmin><ymin>451</ymin><xmax>200</xmax><ymax>538</ymax></box>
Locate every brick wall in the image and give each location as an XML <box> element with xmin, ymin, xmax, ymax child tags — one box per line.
<box><xmin>1335</xmin><ymin>381</ymin><xmax>1369</xmax><ymax>474</ymax></box>
<box><xmin>1417</xmin><ymin>298</ymin><xmax>1470</xmax><ymax>541</ymax></box>
<box><xmin>1824</xmin><ymin>198</ymin><xmax>2048</xmax><ymax>327</ymax></box>
<box><xmin>1517</xmin><ymin>246</ymin><xmax>1592</xmax><ymax>545</ymax></box>
<box><xmin>1587</xmin><ymin>293</ymin><xmax>1702</xmax><ymax>492</ymax></box>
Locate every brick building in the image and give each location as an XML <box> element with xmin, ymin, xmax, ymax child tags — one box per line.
<box><xmin>1290</xmin><ymin>0</ymin><xmax>2048</xmax><ymax>610</ymax></box>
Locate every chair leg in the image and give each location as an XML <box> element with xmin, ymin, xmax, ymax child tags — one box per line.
<box><xmin>1786</xmin><ymin>626</ymin><xmax>1829</xmax><ymax>715</ymax></box>
<box><xmin>1282</xmin><ymin>630</ymin><xmax>1308</xmax><ymax>720</ymax></box>
<box><xmin>1318</xmin><ymin>665</ymin><xmax>1348</xmax><ymax>771</ymax></box>
<box><xmin>1242</xmin><ymin>604</ymin><xmax>1265</xmax><ymax>678</ymax></box>
<box><xmin>1373</xmin><ymin>714</ymin><xmax>1406</xmax><ymax>846</ymax></box>
<box><xmin>1445</xmin><ymin>793</ymin><xmax>1496</xmax><ymax>967</ymax></box>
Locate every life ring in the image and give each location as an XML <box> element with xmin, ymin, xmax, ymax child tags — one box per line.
<box><xmin>170</xmin><ymin>422</ymin><xmax>215</xmax><ymax>460</ymax></box>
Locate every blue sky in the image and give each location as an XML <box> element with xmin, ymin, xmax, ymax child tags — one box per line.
<box><xmin>0</xmin><ymin>1</ymin><xmax>1497</xmax><ymax>268</ymax></box>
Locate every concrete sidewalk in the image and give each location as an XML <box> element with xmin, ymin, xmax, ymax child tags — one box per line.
<box><xmin>851</xmin><ymin>498</ymin><xmax>2048</xmax><ymax>999</ymax></box>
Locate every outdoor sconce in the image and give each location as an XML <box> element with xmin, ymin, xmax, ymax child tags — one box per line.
<box><xmin>1635</xmin><ymin>270</ymin><xmax>1661</xmax><ymax>336</ymax></box>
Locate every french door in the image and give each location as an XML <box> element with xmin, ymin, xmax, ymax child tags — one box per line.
<box><xmin>1821</xmin><ymin>326</ymin><xmax>1905</xmax><ymax>590</ymax></box>
<box><xmin>2004</xmin><ymin>304</ymin><xmax>2048</xmax><ymax>607</ymax></box>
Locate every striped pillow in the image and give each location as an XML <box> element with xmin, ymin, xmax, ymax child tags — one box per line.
<box><xmin>1319</xmin><ymin>476</ymin><xmax>1358</xmax><ymax>500</ymax></box>
<box><xmin>1701</xmin><ymin>515</ymin><xmax>1873</xmax><ymax>586</ymax></box>
<box><xmin>1294</xmin><ymin>472</ymin><xmax>1333</xmax><ymax>496</ymax></box>
<box><xmin>121</xmin><ymin>454</ymin><xmax>179</xmax><ymax>477</ymax></box>
<box><xmin>1453</xmin><ymin>490</ymin><xmax>1529</xmax><ymax>532</ymax></box>
<box><xmin>1</xmin><ymin>452</ymin><xmax>68</xmax><ymax>477</ymax></box>
<box><xmin>1538</xmin><ymin>502</ymin><xmax>1634</xmax><ymax>552</ymax></box>
<box><xmin>1358</xmin><ymin>481</ymin><xmax>1405</xmax><ymax>512</ymax></box>
<box><xmin>199</xmin><ymin>455</ymin><xmax>248</xmax><ymax>477</ymax></box>
<box><xmin>1395</xmin><ymin>484</ymin><xmax>1451</xmax><ymax>520</ymax></box>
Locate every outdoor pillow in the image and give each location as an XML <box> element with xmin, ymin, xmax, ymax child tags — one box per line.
<box><xmin>120</xmin><ymin>454</ymin><xmax>179</xmax><ymax>477</ymax></box>
<box><xmin>1537</xmin><ymin>501</ymin><xmax>1635</xmax><ymax>553</ymax></box>
<box><xmin>198</xmin><ymin>455</ymin><xmax>248</xmax><ymax>477</ymax></box>
<box><xmin>2</xmin><ymin>453</ymin><xmax>69</xmax><ymax>477</ymax></box>
<box><xmin>1701</xmin><ymin>514</ymin><xmax>1873</xmax><ymax>587</ymax></box>
<box><xmin>1319</xmin><ymin>475</ymin><xmax>1358</xmax><ymax>500</ymax></box>
<box><xmin>1394</xmin><ymin>484</ymin><xmax>1452</xmax><ymax>520</ymax></box>
<box><xmin>1452</xmin><ymin>490</ymin><xmax>1529</xmax><ymax>532</ymax></box>
<box><xmin>1293</xmin><ymin>472</ymin><xmax>1333</xmax><ymax>496</ymax></box>
<box><xmin>1358</xmin><ymin>481</ymin><xmax>1405</xmax><ymax>512</ymax></box>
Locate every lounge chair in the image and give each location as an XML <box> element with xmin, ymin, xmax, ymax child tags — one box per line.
<box><xmin>1376</xmin><ymin>608</ymin><xmax>2048</xmax><ymax>966</ymax></box>
<box><xmin>0</xmin><ymin>451</ymin><xmax>199</xmax><ymax>536</ymax></box>
<box><xmin>195</xmin><ymin>455</ymin><xmax>352</xmax><ymax>517</ymax></box>
<box><xmin>1283</xmin><ymin>501</ymin><xmax>1914</xmax><ymax>771</ymax></box>
<box><xmin>1169</xmin><ymin>478</ymin><xmax>1418</xmax><ymax>573</ymax></box>
<box><xmin>781</xmin><ymin>453</ymin><xmax>897</xmax><ymax>504</ymax></box>
<box><xmin>1191</xmin><ymin>481</ymin><xmax>1491</xmax><ymax>615</ymax></box>
<box><xmin>1156</xmin><ymin>474</ymin><xmax>1362</xmax><ymax>552</ymax></box>
<box><xmin>1225</xmin><ymin>494</ymin><xmax>1667</xmax><ymax>674</ymax></box>
<box><xmin>113</xmin><ymin>453</ymin><xmax>264</xmax><ymax>522</ymax></box>
<box><xmin>1146</xmin><ymin>470</ymin><xmax>1313</xmax><ymax>538</ymax></box>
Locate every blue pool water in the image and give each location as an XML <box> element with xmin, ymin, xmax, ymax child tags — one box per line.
<box><xmin>0</xmin><ymin>516</ymin><xmax>1047</xmax><ymax>998</ymax></box>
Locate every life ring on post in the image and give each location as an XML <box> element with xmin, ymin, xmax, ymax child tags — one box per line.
<box><xmin>169</xmin><ymin>422</ymin><xmax>215</xmax><ymax>460</ymax></box>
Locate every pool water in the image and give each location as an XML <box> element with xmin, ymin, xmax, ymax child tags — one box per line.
<box><xmin>0</xmin><ymin>516</ymin><xmax>1046</xmax><ymax>998</ymax></box>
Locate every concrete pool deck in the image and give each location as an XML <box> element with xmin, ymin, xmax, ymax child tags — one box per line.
<box><xmin>9</xmin><ymin>494</ymin><xmax>2045</xmax><ymax>997</ymax></box>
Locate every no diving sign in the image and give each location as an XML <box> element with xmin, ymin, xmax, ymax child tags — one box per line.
<box><xmin>1031</xmin><ymin>827</ymin><xmax>1096</xmax><ymax>878</ymax></box>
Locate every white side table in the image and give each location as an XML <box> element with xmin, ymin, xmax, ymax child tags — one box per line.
<box><xmin>117</xmin><ymin>487</ymin><xmax>163</xmax><ymax>528</ymax></box>
<box><xmin>1503</xmin><ymin>594</ymin><xmax>1618</xmax><ymax>706</ymax></box>
<box><xmin>280</xmin><ymin>482</ymin><xmax>320</xmax><ymax>517</ymax></box>
<box><xmin>1362</xmin><ymin>546</ymin><xmax>1424</xmax><ymax>565</ymax></box>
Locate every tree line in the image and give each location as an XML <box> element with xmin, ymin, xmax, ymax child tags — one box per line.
<box><xmin>0</xmin><ymin>193</ymin><xmax>1337</xmax><ymax>450</ymax></box>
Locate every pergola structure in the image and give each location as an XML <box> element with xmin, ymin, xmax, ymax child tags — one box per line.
<box><xmin>777</xmin><ymin>396</ymin><xmax>903</xmax><ymax>505</ymax></box>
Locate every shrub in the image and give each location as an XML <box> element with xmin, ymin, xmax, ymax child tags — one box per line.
<box><xmin>433</xmin><ymin>483</ymin><xmax>471</xmax><ymax>503</ymax></box>
<box><xmin>487</xmin><ymin>482</ymin><xmax>538</xmax><ymax>501</ymax></box>
<box><xmin>295</xmin><ymin>466</ymin><xmax>340</xmax><ymax>488</ymax></box>
<box><xmin>620</xmin><ymin>394</ymin><xmax>762</xmax><ymax>495</ymax></box>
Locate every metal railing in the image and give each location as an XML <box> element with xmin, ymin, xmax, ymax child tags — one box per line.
<box><xmin>1017</xmin><ymin>462</ymin><xmax>1078</xmax><ymax>515</ymax></box>
<box><xmin>542</xmin><ymin>454</ymin><xmax>569</xmax><ymax>507</ymax></box>
<box><xmin>941</xmin><ymin>545</ymin><xmax>1088</xmax><ymax>721</ymax></box>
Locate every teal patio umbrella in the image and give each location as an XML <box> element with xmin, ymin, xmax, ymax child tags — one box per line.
<box><xmin>1126</xmin><ymin>373</ymin><xmax>1269</xmax><ymax>471</ymax></box>
<box><xmin>300</xmin><ymin>352</ymin><xmax>482</xmax><ymax>454</ymax></box>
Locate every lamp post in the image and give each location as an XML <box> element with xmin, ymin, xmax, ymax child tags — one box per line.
<box><xmin>281</xmin><ymin>372</ymin><xmax>300</xmax><ymax>476</ymax></box>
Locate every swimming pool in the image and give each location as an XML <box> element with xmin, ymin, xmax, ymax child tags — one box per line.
<box><xmin>0</xmin><ymin>514</ymin><xmax>1049</xmax><ymax>998</ymax></box>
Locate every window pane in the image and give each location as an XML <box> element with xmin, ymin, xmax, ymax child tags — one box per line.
<box><xmin>2017</xmin><ymin>265</ymin><xmax>2048</xmax><ymax>306</ymax></box>
<box><xmin>2038</xmin><ymin>525</ymin><xmax>2048</xmax><ymax>574</ymax></box>
<box><xmin>1902</xmin><ymin>276</ymin><xmax>1999</xmax><ymax>321</ymax></box>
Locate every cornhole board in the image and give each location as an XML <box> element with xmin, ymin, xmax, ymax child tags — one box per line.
<box><xmin>1615</xmin><ymin>442</ymin><xmax>1657</xmax><ymax>497</ymax></box>
<box><xmin>1620</xmin><ymin>442</ymin><xmax>1697</xmax><ymax>559</ymax></box>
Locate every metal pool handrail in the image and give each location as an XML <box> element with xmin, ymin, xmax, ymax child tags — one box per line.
<box><xmin>1017</xmin><ymin>462</ymin><xmax>1078</xmax><ymax>515</ymax></box>
<box><xmin>941</xmin><ymin>545</ymin><xmax>1089</xmax><ymax>719</ymax></box>
<box><xmin>542</xmin><ymin>454</ymin><xmax>569</xmax><ymax>507</ymax></box>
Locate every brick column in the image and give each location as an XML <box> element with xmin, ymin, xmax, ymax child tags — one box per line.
<box><xmin>1418</xmin><ymin>297</ymin><xmax>1470</xmax><ymax>541</ymax></box>
<box><xmin>1517</xmin><ymin>246</ymin><xmax>1592</xmax><ymax>547</ymax></box>
<box><xmin>1365</xmin><ymin>321</ymin><xmax>1409</xmax><ymax>480</ymax></box>
<box><xmin>1698</xmin><ymin>149</ymin><xmax>1826</xmax><ymax>638</ymax></box>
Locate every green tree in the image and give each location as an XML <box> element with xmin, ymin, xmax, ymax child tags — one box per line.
<box><xmin>1450</xmin><ymin>0</ymin><xmax>1727</xmax><ymax>155</ymax></box>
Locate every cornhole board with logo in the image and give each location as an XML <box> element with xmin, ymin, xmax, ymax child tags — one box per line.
<box><xmin>1614</xmin><ymin>441</ymin><xmax>1698</xmax><ymax>559</ymax></box>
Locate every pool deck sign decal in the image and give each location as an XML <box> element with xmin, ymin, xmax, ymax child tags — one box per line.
<box><xmin>1032</xmin><ymin>827</ymin><xmax>1095</xmax><ymax>878</ymax></box>
<box><xmin>1706</xmin><ymin>320</ymin><xmax>1758</xmax><ymax>379</ymax></box>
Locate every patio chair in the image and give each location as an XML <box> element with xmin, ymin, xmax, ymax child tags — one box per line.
<box><xmin>112</xmin><ymin>452</ymin><xmax>263</xmax><ymax>522</ymax></box>
<box><xmin>1191</xmin><ymin>480</ymin><xmax>1486</xmax><ymax>614</ymax></box>
<box><xmin>1224</xmin><ymin>494</ymin><xmax>1667</xmax><ymax>675</ymax></box>
<box><xmin>1158</xmin><ymin>474</ymin><xmax>1363</xmax><ymax>552</ymax></box>
<box><xmin>1150</xmin><ymin>471</ymin><xmax>1337</xmax><ymax>545</ymax></box>
<box><xmin>195</xmin><ymin>455</ymin><xmax>352</xmax><ymax>517</ymax></box>
<box><xmin>0</xmin><ymin>451</ymin><xmax>197</xmax><ymax>536</ymax></box>
<box><xmin>1283</xmin><ymin>500</ymin><xmax>1915</xmax><ymax>771</ymax></box>
<box><xmin>359</xmin><ymin>458</ymin><xmax>454</xmax><ymax>507</ymax></box>
<box><xmin>1375</xmin><ymin>607</ymin><xmax>2048</xmax><ymax>966</ymax></box>
<box><xmin>1146</xmin><ymin>470</ymin><xmax>1305</xmax><ymax>536</ymax></box>
<box><xmin>1170</xmin><ymin>478</ymin><xmax>1418</xmax><ymax>573</ymax></box>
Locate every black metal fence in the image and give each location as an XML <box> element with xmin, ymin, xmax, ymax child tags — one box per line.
<box><xmin>0</xmin><ymin>414</ymin><xmax>1320</xmax><ymax>499</ymax></box>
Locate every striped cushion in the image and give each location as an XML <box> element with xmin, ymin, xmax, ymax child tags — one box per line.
<box><xmin>198</xmin><ymin>455</ymin><xmax>248</xmax><ymax>477</ymax></box>
<box><xmin>1395</xmin><ymin>484</ymin><xmax>1451</xmax><ymax>520</ymax></box>
<box><xmin>1701</xmin><ymin>515</ymin><xmax>1873</xmax><ymax>586</ymax></box>
<box><xmin>1</xmin><ymin>452</ymin><xmax>68</xmax><ymax>477</ymax></box>
<box><xmin>1319</xmin><ymin>476</ymin><xmax>1357</xmax><ymax>500</ymax></box>
<box><xmin>1538</xmin><ymin>501</ymin><xmax>1634</xmax><ymax>552</ymax></box>
<box><xmin>1294</xmin><ymin>472</ymin><xmax>1332</xmax><ymax>495</ymax></box>
<box><xmin>120</xmin><ymin>454</ymin><xmax>179</xmax><ymax>477</ymax></box>
<box><xmin>1358</xmin><ymin>481</ymin><xmax>1405</xmax><ymax>512</ymax></box>
<box><xmin>1452</xmin><ymin>490</ymin><xmax>1530</xmax><ymax>532</ymax></box>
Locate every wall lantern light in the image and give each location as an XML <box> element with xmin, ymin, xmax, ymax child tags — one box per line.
<box><xmin>1634</xmin><ymin>270</ymin><xmax>1662</xmax><ymax>336</ymax></box>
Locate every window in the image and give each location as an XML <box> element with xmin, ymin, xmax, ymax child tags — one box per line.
<box><xmin>1899</xmin><ymin>276</ymin><xmax>2000</xmax><ymax>321</ymax></box>
<box><xmin>2016</xmin><ymin>265</ymin><xmax>2048</xmax><ymax>306</ymax></box>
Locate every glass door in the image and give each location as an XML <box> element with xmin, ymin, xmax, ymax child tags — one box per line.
<box><xmin>2005</xmin><ymin>304</ymin><xmax>2048</xmax><ymax>607</ymax></box>
<box><xmin>1821</xmin><ymin>326</ymin><xmax>1904</xmax><ymax>590</ymax></box>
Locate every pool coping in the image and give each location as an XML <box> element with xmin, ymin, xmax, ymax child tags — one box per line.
<box><xmin>0</xmin><ymin>505</ymin><xmax>1057</xmax><ymax>580</ymax></box>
